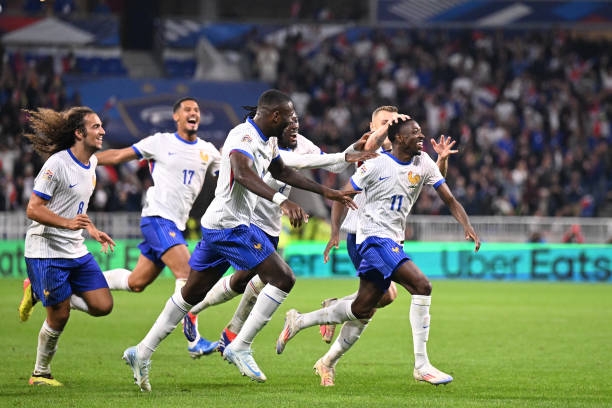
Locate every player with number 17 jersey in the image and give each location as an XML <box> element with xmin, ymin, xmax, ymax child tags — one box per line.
<box><xmin>132</xmin><ymin>132</ymin><xmax>221</xmax><ymax>231</ymax></box>
<box><xmin>350</xmin><ymin>151</ymin><xmax>445</xmax><ymax>245</ymax></box>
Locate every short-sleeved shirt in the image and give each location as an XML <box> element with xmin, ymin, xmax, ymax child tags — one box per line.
<box><xmin>132</xmin><ymin>132</ymin><xmax>221</xmax><ymax>231</ymax></box>
<box><xmin>201</xmin><ymin>117</ymin><xmax>279</xmax><ymax>229</ymax></box>
<box><xmin>350</xmin><ymin>151</ymin><xmax>445</xmax><ymax>244</ymax></box>
<box><xmin>25</xmin><ymin>149</ymin><xmax>97</xmax><ymax>258</ymax></box>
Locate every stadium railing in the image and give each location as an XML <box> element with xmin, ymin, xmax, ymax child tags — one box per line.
<box><xmin>1</xmin><ymin>212</ymin><xmax>610</xmax><ymax>243</ymax></box>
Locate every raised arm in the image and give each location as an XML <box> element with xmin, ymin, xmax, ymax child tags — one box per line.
<box><xmin>430</xmin><ymin>135</ymin><xmax>458</xmax><ymax>178</ymax></box>
<box><xmin>363</xmin><ymin>113</ymin><xmax>411</xmax><ymax>152</ymax></box>
<box><xmin>95</xmin><ymin>146</ymin><xmax>139</xmax><ymax>166</ymax></box>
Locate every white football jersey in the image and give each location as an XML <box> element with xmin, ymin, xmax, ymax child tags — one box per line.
<box><xmin>132</xmin><ymin>132</ymin><xmax>221</xmax><ymax>231</ymax></box>
<box><xmin>340</xmin><ymin>146</ymin><xmax>386</xmax><ymax>234</ymax></box>
<box><xmin>201</xmin><ymin>118</ymin><xmax>279</xmax><ymax>229</ymax></box>
<box><xmin>25</xmin><ymin>149</ymin><xmax>98</xmax><ymax>258</ymax></box>
<box><xmin>251</xmin><ymin>134</ymin><xmax>351</xmax><ymax>236</ymax></box>
<box><xmin>350</xmin><ymin>151</ymin><xmax>445</xmax><ymax>244</ymax></box>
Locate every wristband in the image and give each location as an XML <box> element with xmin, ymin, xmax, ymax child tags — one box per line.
<box><xmin>272</xmin><ymin>192</ymin><xmax>287</xmax><ymax>206</ymax></box>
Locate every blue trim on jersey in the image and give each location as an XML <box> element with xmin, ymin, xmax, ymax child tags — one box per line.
<box><xmin>271</xmin><ymin>154</ymin><xmax>281</xmax><ymax>161</ymax></box>
<box><xmin>433</xmin><ymin>178</ymin><xmax>446</xmax><ymax>189</ymax></box>
<box><xmin>350</xmin><ymin>178</ymin><xmax>362</xmax><ymax>191</ymax></box>
<box><xmin>231</xmin><ymin>148</ymin><xmax>254</xmax><ymax>161</ymax></box>
<box><xmin>131</xmin><ymin>145</ymin><xmax>143</xmax><ymax>159</ymax></box>
<box><xmin>67</xmin><ymin>148</ymin><xmax>91</xmax><ymax>169</ymax></box>
<box><xmin>33</xmin><ymin>190</ymin><xmax>51</xmax><ymax>200</ymax></box>
<box><xmin>174</xmin><ymin>132</ymin><xmax>198</xmax><ymax>145</ymax></box>
<box><xmin>382</xmin><ymin>151</ymin><xmax>412</xmax><ymax>165</ymax></box>
<box><xmin>247</xmin><ymin>117</ymin><xmax>268</xmax><ymax>142</ymax></box>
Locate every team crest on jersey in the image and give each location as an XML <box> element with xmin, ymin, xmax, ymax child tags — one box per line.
<box><xmin>200</xmin><ymin>151</ymin><xmax>209</xmax><ymax>162</ymax></box>
<box><xmin>42</xmin><ymin>169</ymin><xmax>54</xmax><ymax>181</ymax></box>
<box><xmin>169</xmin><ymin>231</ymin><xmax>176</xmax><ymax>237</ymax></box>
<box><xmin>392</xmin><ymin>246</ymin><xmax>400</xmax><ymax>253</ymax></box>
<box><xmin>241</xmin><ymin>134</ymin><xmax>253</xmax><ymax>143</ymax></box>
<box><xmin>43</xmin><ymin>289</ymin><xmax>50</xmax><ymax>299</ymax></box>
<box><xmin>253</xmin><ymin>242</ymin><xmax>262</xmax><ymax>250</ymax></box>
<box><xmin>92</xmin><ymin>175</ymin><xmax>96</xmax><ymax>188</ymax></box>
<box><xmin>407</xmin><ymin>171</ymin><xmax>421</xmax><ymax>185</ymax></box>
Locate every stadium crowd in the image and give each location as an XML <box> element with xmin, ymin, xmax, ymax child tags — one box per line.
<box><xmin>1</xmin><ymin>25</ymin><xmax>611</xmax><ymax>217</ymax></box>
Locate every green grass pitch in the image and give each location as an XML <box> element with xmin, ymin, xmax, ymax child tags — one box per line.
<box><xmin>1</xmin><ymin>278</ymin><xmax>611</xmax><ymax>408</ymax></box>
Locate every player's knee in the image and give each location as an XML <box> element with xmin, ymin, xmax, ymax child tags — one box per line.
<box><xmin>129</xmin><ymin>284</ymin><xmax>146</xmax><ymax>293</ymax></box>
<box><xmin>414</xmin><ymin>278</ymin><xmax>432</xmax><ymax>296</ymax></box>
<box><xmin>351</xmin><ymin>304</ymin><xmax>375</xmax><ymax>320</ymax></box>
<box><xmin>90</xmin><ymin>300</ymin><xmax>113</xmax><ymax>317</ymax></box>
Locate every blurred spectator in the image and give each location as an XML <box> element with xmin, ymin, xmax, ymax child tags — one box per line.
<box><xmin>562</xmin><ymin>224</ymin><xmax>585</xmax><ymax>243</ymax></box>
<box><xmin>1</xmin><ymin>23</ymin><xmax>611</xmax><ymax>219</ymax></box>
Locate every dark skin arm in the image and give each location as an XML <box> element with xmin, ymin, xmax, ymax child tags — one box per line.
<box><xmin>323</xmin><ymin>180</ymin><xmax>355</xmax><ymax>262</ymax></box>
<box><xmin>230</xmin><ymin>151</ymin><xmax>357</xmax><ymax>228</ymax></box>
<box><xmin>436</xmin><ymin>183</ymin><xmax>481</xmax><ymax>252</ymax></box>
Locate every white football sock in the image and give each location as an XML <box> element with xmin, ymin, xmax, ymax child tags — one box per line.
<box><xmin>226</xmin><ymin>275</ymin><xmax>265</xmax><ymax>334</ymax></box>
<box><xmin>231</xmin><ymin>283</ymin><xmax>287</xmax><ymax>350</ymax></box>
<box><xmin>321</xmin><ymin>319</ymin><xmax>368</xmax><ymax>368</ymax></box>
<box><xmin>33</xmin><ymin>320</ymin><xmax>61</xmax><ymax>375</ymax></box>
<box><xmin>300</xmin><ymin>298</ymin><xmax>356</xmax><ymax>329</ymax></box>
<box><xmin>410</xmin><ymin>295</ymin><xmax>431</xmax><ymax>369</ymax></box>
<box><xmin>69</xmin><ymin>294</ymin><xmax>89</xmax><ymax>313</ymax></box>
<box><xmin>137</xmin><ymin>292</ymin><xmax>192</xmax><ymax>360</ymax></box>
<box><xmin>189</xmin><ymin>275</ymin><xmax>238</xmax><ymax>315</ymax></box>
<box><xmin>102</xmin><ymin>268</ymin><xmax>132</xmax><ymax>291</ymax></box>
<box><xmin>175</xmin><ymin>278</ymin><xmax>187</xmax><ymax>293</ymax></box>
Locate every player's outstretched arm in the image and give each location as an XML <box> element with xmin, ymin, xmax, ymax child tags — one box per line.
<box><xmin>436</xmin><ymin>183</ymin><xmax>481</xmax><ymax>252</ymax></box>
<box><xmin>95</xmin><ymin>146</ymin><xmax>139</xmax><ymax>166</ymax></box>
<box><xmin>269</xmin><ymin>156</ymin><xmax>358</xmax><ymax>210</ymax></box>
<box><xmin>231</xmin><ymin>151</ymin><xmax>309</xmax><ymax>228</ymax></box>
